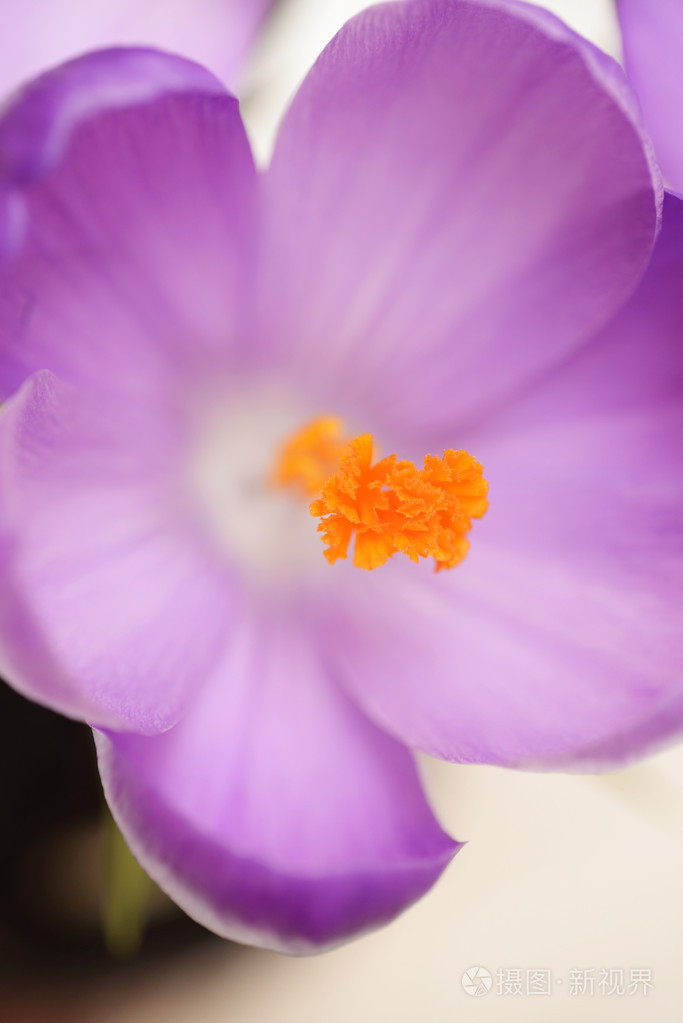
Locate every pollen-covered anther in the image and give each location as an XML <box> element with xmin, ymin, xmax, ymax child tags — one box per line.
<box><xmin>271</xmin><ymin>415</ymin><xmax>348</xmax><ymax>495</ymax></box>
<box><xmin>310</xmin><ymin>434</ymin><xmax>489</xmax><ymax>571</ymax></box>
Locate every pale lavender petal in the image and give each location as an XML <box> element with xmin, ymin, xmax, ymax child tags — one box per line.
<box><xmin>260</xmin><ymin>0</ymin><xmax>659</xmax><ymax>442</ymax></box>
<box><xmin>0</xmin><ymin>0</ymin><xmax>276</xmax><ymax>99</ymax></box>
<box><xmin>0</xmin><ymin>48</ymin><xmax>256</xmax><ymax>400</ymax></box>
<box><xmin>326</xmin><ymin>192</ymin><xmax>683</xmax><ymax>769</ymax></box>
<box><xmin>0</xmin><ymin>370</ymin><xmax>234</xmax><ymax>732</ymax></box>
<box><xmin>618</xmin><ymin>0</ymin><xmax>683</xmax><ymax>191</ymax></box>
<box><xmin>96</xmin><ymin>608</ymin><xmax>458</xmax><ymax>953</ymax></box>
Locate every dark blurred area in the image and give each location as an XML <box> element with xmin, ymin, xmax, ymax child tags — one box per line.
<box><xmin>0</xmin><ymin>680</ymin><xmax>221</xmax><ymax>1020</ymax></box>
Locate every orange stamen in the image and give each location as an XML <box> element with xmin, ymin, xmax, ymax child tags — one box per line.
<box><xmin>273</xmin><ymin>416</ymin><xmax>489</xmax><ymax>571</ymax></box>
<box><xmin>271</xmin><ymin>415</ymin><xmax>347</xmax><ymax>495</ymax></box>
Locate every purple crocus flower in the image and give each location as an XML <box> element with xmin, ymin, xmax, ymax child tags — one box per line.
<box><xmin>617</xmin><ymin>0</ymin><xmax>683</xmax><ymax>192</ymax></box>
<box><xmin>0</xmin><ymin>0</ymin><xmax>681</xmax><ymax>953</ymax></box>
<box><xmin>0</xmin><ymin>0</ymin><xmax>276</xmax><ymax>99</ymax></box>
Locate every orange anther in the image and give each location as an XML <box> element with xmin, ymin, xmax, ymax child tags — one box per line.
<box><xmin>310</xmin><ymin>435</ymin><xmax>488</xmax><ymax>571</ymax></box>
<box><xmin>274</xmin><ymin>416</ymin><xmax>488</xmax><ymax>571</ymax></box>
<box><xmin>272</xmin><ymin>415</ymin><xmax>347</xmax><ymax>495</ymax></box>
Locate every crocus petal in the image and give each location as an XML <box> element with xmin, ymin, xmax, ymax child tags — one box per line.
<box><xmin>261</xmin><ymin>0</ymin><xmax>659</xmax><ymax>442</ymax></box>
<box><xmin>96</xmin><ymin>607</ymin><xmax>459</xmax><ymax>953</ymax></box>
<box><xmin>0</xmin><ymin>48</ymin><xmax>256</xmax><ymax>400</ymax></box>
<box><xmin>327</xmin><ymin>192</ymin><xmax>683</xmax><ymax>770</ymax></box>
<box><xmin>0</xmin><ymin>370</ymin><xmax>234</xmax><ymax>732</ymax></box>
<box><xmin>618</xmin><ymin>0</ymin><xmax>683</xmax><ymax>192</ymax></box>
<box><xmin>0</xmin><ymin>0</ymin><xmax>276</xmax><ymax>99</ymax></box>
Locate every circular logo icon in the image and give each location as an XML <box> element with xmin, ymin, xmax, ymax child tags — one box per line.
<box><xmin>461</xmin><ymin>966</ymin><xmax>493</xmax><ymax>997</ymax></box>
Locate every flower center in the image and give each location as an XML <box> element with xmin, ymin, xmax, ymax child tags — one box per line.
<box><xmin>274</xmin><ymin>417</ymin><xmax>489</xmax><ymax>571</ymax></box>
<box><xmin>189</xmin><ymin>388</ymin><xmax>332</xmax><ymax>584</ymax></box>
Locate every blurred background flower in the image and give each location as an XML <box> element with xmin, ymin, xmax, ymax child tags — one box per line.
<box><xmin>0</xmin><ymin>0</ymin><xmax>278</xmax><ymax>98</ymax></box>
<box><xmin>617</xmin><ymin>0</ymin><xmax>683</xmax><ymax>191</ymax></box>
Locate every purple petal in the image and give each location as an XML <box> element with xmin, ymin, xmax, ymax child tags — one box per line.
<box><xmin>0</xmin><ymin>48</ymin><xmax>256</xmax><ymax>399</ymax></box>
<box><xmin>325</xmin><ymin>191</ymin><xmax>683</xmax><ymax>770</ymax></box>
<box><xmin>0</xmin><ymin>370</ymin><xmax>234</xmax><ymax>732</ymax></box>
<box><xmin>260</xmin><ymin>0</ymin><xmax>659</xmax><ymax>442</ymax></box>
<box><xmin>96</xmin><ymin>608</ymin><xmax>458</xmax><ymax>953</ymax></box>
<box><xmin>0</xmin><ymin>0</ymin><xmax>275</xmax><ymax>99</ymax></box>
<box><xmin>618</xmin><ymin>0</ymin><xmax>683</xmax><ymax>191</ymax></box>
